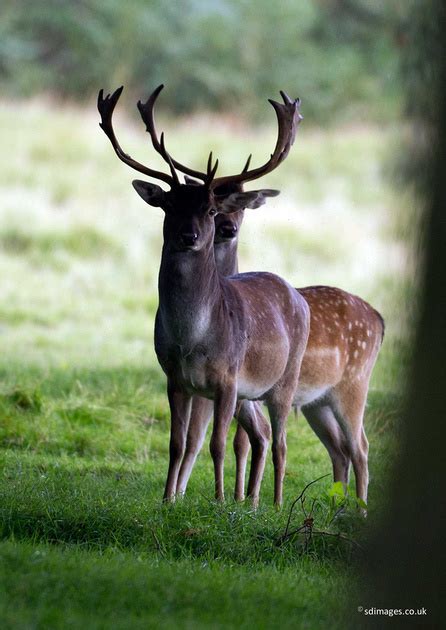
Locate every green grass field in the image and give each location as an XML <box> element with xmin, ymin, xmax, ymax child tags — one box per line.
<box><xmin>0</xmin><ymin>98</ymin><xmax>414</xmax><ymax>628</ymax></box>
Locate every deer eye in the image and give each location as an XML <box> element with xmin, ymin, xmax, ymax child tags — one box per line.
<box><xmin>208</xmin><ymin>208</ymin><xmax>217</xmax><ymax>216</ymax></box>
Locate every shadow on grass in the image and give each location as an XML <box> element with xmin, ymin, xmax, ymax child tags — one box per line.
<box><xmin>0</xmin><ymin>454</ymin><xmax>365</xmax><ymax>568</ymax></box>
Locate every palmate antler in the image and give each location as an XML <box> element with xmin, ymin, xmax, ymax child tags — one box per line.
<box><xmin>98</xmin><ymin>85</ymin><xmax>302</xmax><ymax>189</ymax></box>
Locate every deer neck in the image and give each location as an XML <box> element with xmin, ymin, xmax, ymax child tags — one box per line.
<box><xmin>157</xmin><ymin>241</ymin><xmax>222</xmax><ymax>347</ymax></box>
<box><xmin>214</xmin><ymin>239</ymin><xmax>239</xmax><ymax>276</ymax></box>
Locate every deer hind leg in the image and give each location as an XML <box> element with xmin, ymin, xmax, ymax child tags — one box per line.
<box><xmin>233</xmin><ymin>423</ymin><xmax>250</xmax><ymax>501</ymax></box>
<box><xmin>350</xmin><ymin>430</ymin><xmax>369</xmax><ymax>505</ymax></box>
<box><xmin>209</xmin><ymin>384</ymin><xmax>237</xmax><ymax>501</ymax></box>
<box><xmin>330</xmin><ymin>382</ymin><xmax>370</xmax><ymax>504</ymax></box>
<box><xmin>235</xmin><ymin>401</ymin><xmax>270</xmax><ymax>505</ymax></box>
<box><xmin>164</xmin><ymin>385</ymin><xmax>193</xmax><ymax>502</ymax></box>
<box><xmin>176</xmin><ymin>396</ymin><xmax>213</xmax><ymax>496</ymax></box>
<box><xmin>302</xmin><ymin>402</ymin><xmax>350</xmax><ymax>484</ymax></box>
<box><xmin>266</xmin><ymin>396</ymin><xmax>294</xmax><ymax>507</ymax></box>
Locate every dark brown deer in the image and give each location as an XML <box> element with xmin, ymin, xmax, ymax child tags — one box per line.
<box><xmin>97</xmin><ymin>85</ymin><xmax>309</xmax><ymax>505</ymax></box>
<box><xmin>176</xmin><ymin>206</ymin><xmax>384</xmax><ymax>506</ymax></box>
<box><xmin>173</xmin><ymin>185</ymin><xmax>273</xmax><ymax>504</ymax></box>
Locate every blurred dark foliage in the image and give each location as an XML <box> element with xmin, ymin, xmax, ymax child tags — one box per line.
<box><xmin>360</xmin><ymin>1</ymin><xmax>445</xmax><ymax>625</ymax></box>
<box><xmin>396</xmin><ymin>1</ymin><xmax>443</xmax><ymax>196</ymax></box>
<box><xmin>0</xmin><ymin>0</ymin><xmax>413</xmax><ymax>123</ymax></box>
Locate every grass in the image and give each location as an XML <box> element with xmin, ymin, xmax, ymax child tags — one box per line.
<box><xmin>1</xmin><ymin>541</ymin><xmax>351</xmax><ymax>630</ymax></box>
<box><xmin>0</xmin><ymin>98</ymin><xmax>414</xmax><ymax>628</ymax></box>
<box><xmin>0</xmin><ymin>368</ymin><xmax>398</xmax><ymax>628</ymax></box>
<box><xmin>0</xmin><ymin>226</ymin><xmax>121</xmax><ymax>259</ymax></box>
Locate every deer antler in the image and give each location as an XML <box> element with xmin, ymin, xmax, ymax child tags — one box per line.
<box><xmin>137</xmin><ymin>85</ymin><xmax>209</xmax><ymax>183</ymax></box>
<box><xmin>97</xmin><ymin>86</ymin><xmax>179</xmax><ymax>187</ymax></box>
<box><xmin>99</xmin><ymin>86</ymin><xmax>301</xmax><ymax>190</ymax></box>
<box><xmin>209</xmin><ymin>91</ymin><xmax>303</xmax><ymax>189</ymax></box>
<box><xmin>136</xmin><ymin>86</ymin><xmax>301</xmax><ymax>189</ymax></box>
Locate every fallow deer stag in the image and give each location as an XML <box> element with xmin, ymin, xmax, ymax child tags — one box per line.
<box><xmin>175</xmin><ymin>200</ymin><xmax>384</xmax><ymax>506</ymax></box>
<box><xmin>97</xmin><ymin>85</ymin><xmax>310</xmax><ymax>505</ymax></box>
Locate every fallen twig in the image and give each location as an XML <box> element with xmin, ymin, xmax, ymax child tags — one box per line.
<box><xmin>280</xmin><ymin>474</ymin><xmax>330</xmax><ymax>543</ymax></box>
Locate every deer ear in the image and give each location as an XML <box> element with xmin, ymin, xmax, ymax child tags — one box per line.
<box><xmin>132</xmin><ymin>180</ymin><xmax>166</xmax><ymax>207</ymax></box>
<box><xmin>216</xmin><ymin>189</ymin><xmax>280</xmax><ymax>213</ymax></box>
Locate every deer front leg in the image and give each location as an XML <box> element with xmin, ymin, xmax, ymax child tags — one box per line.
<box><xmin>176</xmin><ymin>396</ymin><xmax>213</xmax><ymax>496</ymax></box>
<box><xmin>163</xmin><ymin>385</ymin><xmax>193</xmax><ymax>502</ymax></box>
<box><xmin>209</xmin><ymin>384</ymin><xmax>237</xmax><ymax>501</ymax></box>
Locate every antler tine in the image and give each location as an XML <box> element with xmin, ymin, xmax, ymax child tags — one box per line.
<box><xmin>137</xmin><ymin>85</ymin><xmax>209</xmax><ymax>182</ymax></box>
<box><xmin>205</xmin><ymin>157</ymin><xmax>219</xmax><ymax>186</ymax></box>
<box><xmin>206</xmin><ymin>151</ymin><xmax>214</xmax><ymax>175</ymax></box>
<box><xmin>242</xmin><ymin>154</ymin><xmax>252</xmax><ymax>173</ymax></box>
<box><xmin>280</xmin><ymin>90</ymin><xmax>295</xmax><ymax>106</ymax></box>
<box><xmin>209</xmin><ymin>91</ymin><xmax>303</xmax><ymax>190</ymax></box>
<box><xmin>159</xmin><ymin>132</ymin><xmax>180</xmax><ymax>185</ymax></box>
<box><xmin>137</xmin><ymin>84</ymin><xmax>165</xmax><ymax>155</ymax></box>
<box><xmin>97</xmin><ymin>86</ymin><xmax>175</xmax><ymax>186</ymax></box>
<box><xmin>281</xmin><ymin>91</ymin><xmax>303</xmax><ymax>125</ymax></box>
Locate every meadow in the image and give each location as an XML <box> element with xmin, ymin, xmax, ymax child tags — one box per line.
<box><xmin>0</xmin><ymin>97</ymin><xmax>415</xmax><ymax>628</ymax></box>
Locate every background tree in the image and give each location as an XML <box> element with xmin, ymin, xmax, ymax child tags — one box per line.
<box><xmin>359</xmin><ymin>1</ymin><xmax>445</xmax><ymax>625</ymax></box>
<box><xmin>0</xmin><ymin>0</ymin><xmax>408</xmax><ymax>123</ymax></box>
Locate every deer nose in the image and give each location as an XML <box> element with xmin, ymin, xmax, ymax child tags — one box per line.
<box><xmin>218</xmin><ymin>222</ymin><xmax>237</xmax><ymax>239</ymax></box>
<box><xmin>181</xmin><ymin>232</ymin><xmax>199</xmax><ymax>247</ymax></box>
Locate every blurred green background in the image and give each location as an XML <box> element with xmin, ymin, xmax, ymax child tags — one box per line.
<box><xmin>2</xmin><ymin>0</ymin><xmax>408</xmax><ymax>122</ymax></box>
<box><xmin>0</xmin><ymin>0</ymin><xmax>419</xmax><ymax>383</ymax></box>
<box><xmin>0</xmin><ymin>2</ymin><xmax>425</xmax><ymax>628</ymax></box>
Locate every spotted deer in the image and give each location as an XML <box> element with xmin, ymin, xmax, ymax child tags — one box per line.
<box><xmin>97</xmin><ymin>85</ymin><xmax>310</xmax><ymax>505</ymax></box>
<box><xmin>176</xmin><ymin>205</ymin><xmax>384</xmax><ymax>506</ymax></box>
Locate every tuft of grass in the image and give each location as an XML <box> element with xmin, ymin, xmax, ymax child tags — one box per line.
<box><xmin>0</xmin><ymin>226</ymin><xmax>121</xmax><ymax>260</ymax></box>
<box><xmin>0</xmin><ymin>387</ymin><xmax>43</xmax><ymax>413</ymax></box>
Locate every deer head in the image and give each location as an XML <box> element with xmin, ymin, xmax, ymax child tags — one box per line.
<box><xmin>132</xmin><ymin>178</ymin><xmax>279</xmax><ymax>253</ymax></box>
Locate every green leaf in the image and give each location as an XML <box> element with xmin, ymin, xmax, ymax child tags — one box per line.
<box><xmin>328</xmin><ymin>481</ymin><xmax>345</xmax><ymax>498</ymax></box>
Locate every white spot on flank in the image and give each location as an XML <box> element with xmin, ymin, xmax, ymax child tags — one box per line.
<box><xmin>334</xmin><ymin>347</ymin><xmax>340</xmax><ymax>367</ymax></box>
<box><xmin>354</xmin><ymin>350</ymin><xmax>359</xmax><ymax>358</ymax></box>
<box><xmin>348</xmin><ymin>322</ymin><xmax>352</xmax><ymax>330</ymax></box>
<box><xmin>362</xmin><ymin>341</ymin><xmax>367</xmax><ymax>349</ymax></box>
